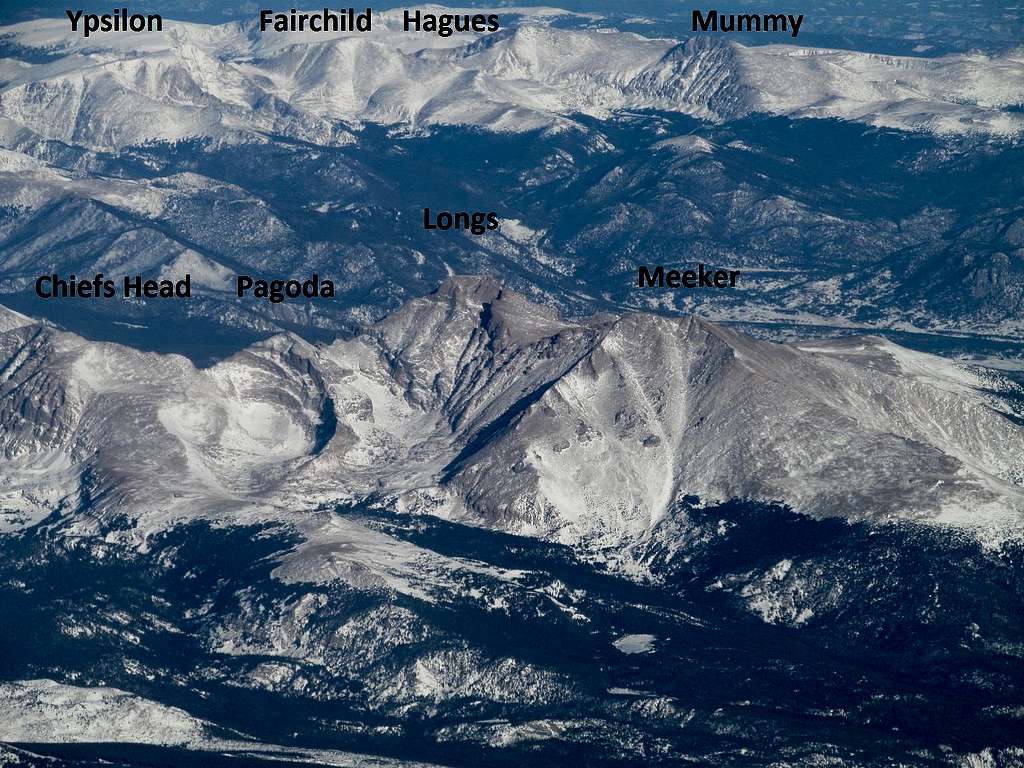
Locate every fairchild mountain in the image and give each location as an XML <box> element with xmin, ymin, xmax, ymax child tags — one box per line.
<box><xmin>3</xmin><ymin>276</ymin><xmax>1022</xmax><ymax>549</ymax></box>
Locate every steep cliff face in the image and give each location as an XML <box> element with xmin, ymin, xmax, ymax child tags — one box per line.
<box><xmin>435</xmin><ymin>302</ymin><xmax>1024</xmax><ymax>545</ymax></box>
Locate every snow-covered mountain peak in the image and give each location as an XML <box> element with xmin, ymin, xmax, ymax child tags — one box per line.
<box><xmin>3</xmin><ymin>278</ymin><xmax>1021</xmax><ymax>547</ymax></box>
<box><xmin>0</xmin><ymin>303</ymin><xmax>35</xmax><ymax>333</ymax></box>
<box><xmin>427</xmin><ymin>273</ymin><xmax>505</xmax><ymax>304</ymax></box>
<box><xmin>374</xmin><ymin>276</ymin><xmax>575</xmax><ymax>359</ymax></box>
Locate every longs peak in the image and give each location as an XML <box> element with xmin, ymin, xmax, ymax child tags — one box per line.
<box><xmin>1</xmin><ymin>279</ymin><xmax>1021</xmax><ymax>548</ymax></box>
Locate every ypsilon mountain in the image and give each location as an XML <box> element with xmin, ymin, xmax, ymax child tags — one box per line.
<box><xmin>3</xmin><ymin>277</ymin><xmax>1022</xmax><ymax>547</ymax></box>
<box><xmin>1</xmin><ymin>9</ymin><xmax>1023</xmax><ymax>147</ymax></box>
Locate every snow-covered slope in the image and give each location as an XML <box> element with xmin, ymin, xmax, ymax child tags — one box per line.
<box><xmin>447</xmin><ymin>313</ymin><xmax>1024</xmax><ymax>546</ymax></box>
<box><xmin>1</xmin><ymin>9</ymin><xmax>1022</xmax><ymax>149</ymax></box>
<box><xmin>0</xmin><ymin>679</ymin><xmax>210</xmax><ymax>746</ymax></box>
<box><xmin>0</xmin><ymin>679</ymin><xmax>445</xmax><ymax>765</ymax></box>
<box><xmin>2</xmin><ymin>278</ymin><xmax>1022</xmax><ymax>550</ymax></box>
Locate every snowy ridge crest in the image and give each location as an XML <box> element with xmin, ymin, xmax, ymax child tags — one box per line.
<box><xmin>0</xmin><ymin>9</ymin><xmax>1023</xmax><ymax>150</ymax></box>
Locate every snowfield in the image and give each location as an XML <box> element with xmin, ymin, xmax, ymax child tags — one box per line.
<box><xmin>0</xmin><ymin>679</ymin><xmax>446</xmax><ymax>765</ymax></box>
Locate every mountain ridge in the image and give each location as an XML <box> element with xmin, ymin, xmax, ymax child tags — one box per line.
<box><xmin>2</xmin><ymin>276</ymin><xmax>1022</xmax><ymax>553</ymax></box>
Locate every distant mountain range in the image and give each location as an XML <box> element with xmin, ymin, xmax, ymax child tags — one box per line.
<box><xmin>2</xmin><ymin>11</ymin><xmax>1022</xmax><ymax>145</ymax></box>
<box><xmin>1</xmin><ymin>10</ymin><xmax>1023</xmax><ymax>363</ymax></box>
<box><xmin>4</xmin><ymin>0</ymin><xmax>1024</xmax><ymax>57</ymax></box>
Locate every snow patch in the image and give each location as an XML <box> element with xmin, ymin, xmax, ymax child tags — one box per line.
<box><xmin>613</xmin><ymin>633</ymin><xmax>657</xmax><ymax>654</ymax></box>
